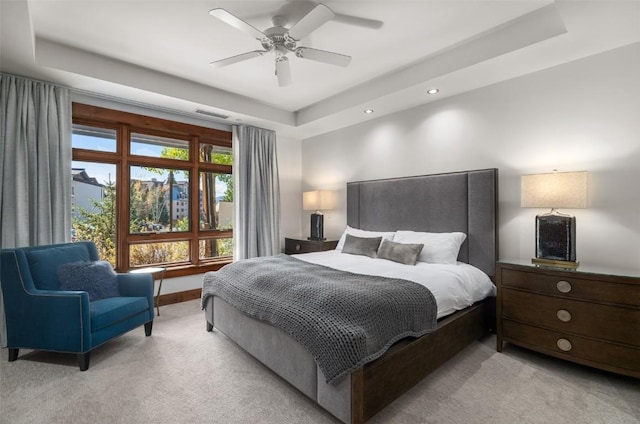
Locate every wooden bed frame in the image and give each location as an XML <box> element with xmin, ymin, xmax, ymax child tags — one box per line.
<box><xmin>205</xmin><ymin>168</ymin><xmax>498</xmax><ymax>423</ymax></box>
<box><xmin>351</xmin><ymin>299</ymin><xmax>491</xmax><ymax>422</ymax></box>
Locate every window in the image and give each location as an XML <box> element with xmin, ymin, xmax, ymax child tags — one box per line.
<box><xmin>71</xmin><ymin>103</ymin><xmax>233</xmax><ymax>277</ymax></box>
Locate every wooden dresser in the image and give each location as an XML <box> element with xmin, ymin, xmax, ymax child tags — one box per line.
<box><xmin>496</xmin><ymin>260</ymin><xmax>640</xmax><ymax>378</ymax></box>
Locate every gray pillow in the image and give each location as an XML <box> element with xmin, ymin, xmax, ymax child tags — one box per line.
<box><xmin>341</xmin><ymin>234</ymin><xmax>382</xmax><ymax>258</ymax></box>
<box><xmin>57</xmin><ymin>261</ymin><xmax>120</xmax><ymax>301</ymax></box>
<box><xmin>377</xmin><ymin>239</ymin><xmax>424</xmax><ymax>265</ymax></box>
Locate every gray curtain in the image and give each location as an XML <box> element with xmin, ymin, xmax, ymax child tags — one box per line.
<box><xmin>233</xmin><ymin>125</ymin><xmax>281</xmax><ymax>259</ymax></box>
<box><xmin>0</xmin><ymin>73</ymin><xmax>72</xmax><ymax>346</ymax></box>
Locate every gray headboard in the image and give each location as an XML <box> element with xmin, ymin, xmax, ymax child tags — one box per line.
<box><xmin>346</xmin><ymin>168</ymin><xmax>498</xmax><ymax>277</ymax></box>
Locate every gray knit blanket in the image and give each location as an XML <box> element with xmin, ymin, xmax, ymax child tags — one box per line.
<box><xmin>201</xmin><ymin>254</ymin><xmax>437</xmax><ymax>385</ymax></box>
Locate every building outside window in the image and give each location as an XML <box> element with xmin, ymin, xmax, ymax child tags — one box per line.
<box><xmin>71</xmin><ymin>103</ymin><xmax>233</xmax><ymax>277</ymax></box>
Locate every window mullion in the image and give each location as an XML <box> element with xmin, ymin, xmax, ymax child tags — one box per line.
<box><xmin>118</xmin><ymin>124</ymin><xmax>131</xmax><ymax>272</ymax></box>
<box><xmin>191</xmin><ymin>135</ymin><xmax>200</xmax><ymax>266</ymax></box>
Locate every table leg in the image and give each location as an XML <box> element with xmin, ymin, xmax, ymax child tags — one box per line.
<box><xmin>155</xmin><ymin>270</ymin><xmax>165</xmax><ymax>316</ymax></box>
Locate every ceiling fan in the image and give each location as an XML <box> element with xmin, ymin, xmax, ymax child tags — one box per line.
<box><xmin>209</xmin><ymin>3</ymin><xmax>351</xmax><ymax>87</ymax></box>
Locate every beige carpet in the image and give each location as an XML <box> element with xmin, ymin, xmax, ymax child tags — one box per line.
<box><xmin>1</xmin><ymin>300</ymin><xmax>638</xmax><ymax>424</ymax></box>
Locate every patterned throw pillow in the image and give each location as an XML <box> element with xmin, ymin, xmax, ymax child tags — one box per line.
<box><xmin>57</xmin><ymin>261</ymin><xmax>120</xmax><ymax>301</ymax></box>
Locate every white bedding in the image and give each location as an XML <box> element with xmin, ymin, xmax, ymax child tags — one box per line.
<box><xmin>295</xmin><ymin>250</ymin><xmax>496</xmax><ymax>319</ymax></box>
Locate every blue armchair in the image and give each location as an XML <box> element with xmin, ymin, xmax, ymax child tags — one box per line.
<box><xmin>1</xmin><ymin>241</ymin><xmax>154</xmax><ymax>370</ymax></box>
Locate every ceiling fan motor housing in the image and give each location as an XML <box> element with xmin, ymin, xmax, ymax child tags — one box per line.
<box><xmin>263</xmin><ymin>26</ymin><xmax>298</xmax><ymax>54</ymax></box>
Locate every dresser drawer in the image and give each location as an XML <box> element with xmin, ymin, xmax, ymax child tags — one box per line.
<box><xmin>502</xmin><ymin>288</ymin><xmax>640</xmax><ymax>347</ymax></box>
<box><xmin>502</xmin><ymin>320</ymin><xmax>640</xmax><ymax>376</ymax></box>
<box><xmin>286</xmin><ymin>239</ymin><xmax>314</xmax><ymax>254</ymax></box>
<box><xmin>500</xmin><ymin>268</ymin><xmax>639</xmax><ymax>307</ymax></box>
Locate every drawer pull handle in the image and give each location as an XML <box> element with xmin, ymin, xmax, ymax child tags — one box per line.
<box><xmin>556</xmin><ymin>309</ymin><xmax>572</xmax><ymax>322</ymax></box>
<box><xmin>295</xmin><ymin>244</ymin><xmax>301</xmax><ymax>251</ymax></box>
<box><xmin>556</xmin><ymin>280</ymin><xmax>572</xmax><ymax>293</ymax></box>
<box><xmin>557</xmin><ymin>338</ymin><xmax>572</xmax><ymax>352</ymax></box>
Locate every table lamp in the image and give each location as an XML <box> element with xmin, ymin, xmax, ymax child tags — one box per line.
<box><xmin>303</xmin><ymin>190</ymin><xmax>334</xmax><ymax>240</ymax></box>
<box><xmin>521</xmin><ymin>170</ymin><xmax>588</xmax><ymax>268</ymax></box>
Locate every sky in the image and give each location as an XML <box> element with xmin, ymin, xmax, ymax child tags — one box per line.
<box><xmin>72</xmin><ymin>132</ymin><xmax>228</xmax><ymax>194</ymax></box>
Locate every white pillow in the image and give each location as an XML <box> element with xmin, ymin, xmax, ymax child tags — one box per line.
<box><xmin>335</xmin><ymin>226</ymin><xmax>395</xmax><ymax>251</ymax></box>
<box><xmin>393</xmin><ymin>231</ymin><xmax>466</xmax><ymax>264</ymax></box>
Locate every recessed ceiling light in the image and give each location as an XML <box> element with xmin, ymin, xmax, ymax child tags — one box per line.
<box><xmin>364</xmin><ymin>109</ymin><xmax>374</xmax><ymax>114</ymax></box>
<box><xmin>427</xmin><ymin>88</ymin><xmax>439</xmax><ymax>95</ymax></box>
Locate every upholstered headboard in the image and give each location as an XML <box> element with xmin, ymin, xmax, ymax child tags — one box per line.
<box><xmin>346</xmin><ymin>168</ymin><xmax>498</xmax><ymax>277</ymax></box>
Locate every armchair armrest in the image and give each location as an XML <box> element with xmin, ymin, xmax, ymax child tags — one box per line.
<box><xmin>116</xmin><ymin>273</ymin><xmax>155</xmax><ymax>321</ymax></box>
<box><xmin>6</xmin><ymin>289</ymin><xmax>91</xmax><ymax>353</ymax></box>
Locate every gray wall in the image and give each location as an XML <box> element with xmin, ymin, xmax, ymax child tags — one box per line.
<box><xmin>301</xmin><ymin>42</ymin><xmax>640</xmax><ymax>271</ymax></box>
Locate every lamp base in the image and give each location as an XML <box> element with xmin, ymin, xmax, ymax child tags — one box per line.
<box><xmin>307</xmin><ymin>237</ymin><xmax>326</xmax><ymax>241</ymax></box>
<box><xmin>536</xmin><ymin>210</ymin><xmax>576</xmax><ymax>262</ymax></box>
<box><xmin>531</xmin><ymin>257</ymin><xmax>579</xmax><ymax>269</ymax></box>
<box><xmin>309</xmin><ymin>212</ymin><xmax>324</xmax><ymax>241</ymax></box>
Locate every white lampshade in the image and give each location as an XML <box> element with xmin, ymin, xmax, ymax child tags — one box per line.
<box><xmin>521</xmin><ymin>171</ymin><xmax>588</xmax><ymax>209</ymax></box>
<box><xmin>303</xmin><ymin>190</ymin><xmax>335</xmax><ymax>211</ymax></box>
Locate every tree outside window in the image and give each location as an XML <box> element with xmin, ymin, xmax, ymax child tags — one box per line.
<box><xmin>71</xmin><ymin>103</ymin><xmax>233</xmax><ymax>276</ymax></box>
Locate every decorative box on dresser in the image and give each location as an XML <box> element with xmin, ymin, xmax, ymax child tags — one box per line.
<box><xmin>284</xmin><ymin>238</ymin><xmax>338</xmax><ymax>255</ymax></box>
<box><xmin>496</xmin><ymin>260</ymin><xmax>640</xmax><ymax>378</ymax></box>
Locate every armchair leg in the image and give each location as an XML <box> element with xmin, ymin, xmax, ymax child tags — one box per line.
<box><xmin>8</xmin><ymin>348</ymin><xmax>19</xmax><ymax>362</ymax></box>
<box><xmin>78</xmin><ymin>352</ymin><xmax>90</xmax><ymax>371</ymax></box>
<box><xmin>144</xmin><ymin>321</ymin><xmax>153</xmax><ymax>336</ymax></box>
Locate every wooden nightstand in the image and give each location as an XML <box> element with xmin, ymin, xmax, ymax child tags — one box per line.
<box><xmin>496</xmin><ymin>260</ymin><xmax>640</xmax><ymax>378</ymax></box>
<box><xmin>284</xmin><ymin>238</ymin><xmax>338</xmax><ymax>255</ymax></box>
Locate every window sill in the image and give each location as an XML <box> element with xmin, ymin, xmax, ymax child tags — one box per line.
<box><xmin>135</xmin><ymin>259</ymin><xmax>232</xmax><ymax>279</ymax></box>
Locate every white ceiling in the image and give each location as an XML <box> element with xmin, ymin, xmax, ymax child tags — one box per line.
<box><xmin>1</xmin><ymin>1</ymin><xmax>639</xmax><ymax>139</ymax></box>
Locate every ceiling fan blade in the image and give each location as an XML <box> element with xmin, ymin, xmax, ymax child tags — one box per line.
<box><xmin>209</xmin><ymin>8</ymin><xmax>267</xmax><ymax>41</ymax></box>
<box><xmin>333</xmin><ymin>13</ymin><xmax>384</xmax><ymax>30</ymax></box>
<box><xmin>210</xmin><ymin>50</ymin><xmax>266</xmax><ymax>68</ymax></box>
<box><xmin>286</xmin><ymin>3</ymin><xmax>335</xmax><ymax>41</ymax></box>
<box><xmin>295</xmin><ymin>47</ymin><xmax>351</xmax><ymax>67</ymax></box>
<box><xmin>275</xmin><ymin>57</ymin><xmax>292</xmax><ymax>87</ymax></box>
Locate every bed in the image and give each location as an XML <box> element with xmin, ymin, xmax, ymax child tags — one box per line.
<box><xmin>202</xmin><ymin>168</ymin><xmax>498</xmax><ymax>423</ymax></box>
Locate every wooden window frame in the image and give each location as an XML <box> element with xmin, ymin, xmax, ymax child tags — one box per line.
<box><xmin>72</xmin><ymin>103</ymin><xmax>233</xmax><ymax>277</ymax></box>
